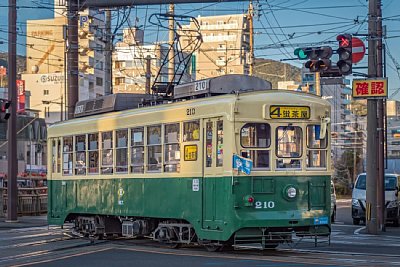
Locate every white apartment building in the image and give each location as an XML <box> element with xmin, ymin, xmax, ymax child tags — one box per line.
<box><xmin>22</xmin><ymin>3</ymin><xmax>107</xmax><ymax>124</ymax></box>
<box><xmin>180</xmin><ymin>14</ymin><xmax>251</xmax><ymax>80</ymax></box>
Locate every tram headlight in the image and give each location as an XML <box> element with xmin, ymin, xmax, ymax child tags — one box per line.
<box><xmin>287</xmin><ymin>187</ymin><xmax>297</xmax><ymax>198</ymax></box>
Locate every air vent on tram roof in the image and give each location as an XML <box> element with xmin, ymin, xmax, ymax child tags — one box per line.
<box><xmin>173</xmin><ymin>74</ymin><xmax>272</xmax><ymax>100</ymax></box>
<box><xmin>74</xmin><ymin>93</ymin><xmax>153</xmax><ymax>118</ymax></box>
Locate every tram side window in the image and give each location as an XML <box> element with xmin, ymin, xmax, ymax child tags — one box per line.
<box><xmin>75</xmin><ymin>135</ymin><xmax>86</xmax><ymax>175</ymax></box>
<box><xmin>205</xmin><ymin>121</ymin><xmax>213</xmax><ymax>167</ymax></box>
<box><xmin>62</xmin><ymin>136</ymin><xmax>73</xmax><ymax>175</ymax></box>
<box><xmin>116</xmin><ymin>129</ymin><xmax>128</xmax><ymax>173</ymax></box>
<box><xmin>276</xmin><ymin>126</ymin><xmax>302</xmax><ymax>169</ymax></box>
<box><xmin>131</xmin><ymin>127</ymin><xmax>144</xmax><ymax>173</ymax></box>
<box><xmin>101</xmin><ymin>131</ymin><xmax>113</xmax><ymax>174</ymax></box>
<box><xmin>306</xmin><ymin>125</ymin><xmax>327</xmax><ymax>168</ymax></box>
<box><xmin>164</xmin><ymin>123</ymin><xmax>180</xmax><ymax>172</ymax></box>
<box><xmin>147</xmin><ymin>125</ymin><xmax>162</xmax><ymax>172</ymax></box>
<box><xmin>57</xmin><ymin>138</ymin><xmax>61</xmax><ymax>173</ymax></box>
<box><xmin>216</xmin><ymin>120</ymin><xmax>224</xmax><ymax>167</ymax></box>
<box><xmin>240</xmin><ymin>123</ymin><xmax>271</xmax><ymax>169</ymax></box>
<box><xmin>51</xmin><ymin>139</ymin><xmax>57</xmax><ymax>173</ymax></box>
<box><xmin>88</xmin><ymin>133</ymin><xmax>99</xmax><ymax>174</ymax></box>
<box><xmin>183</xmin><ymin>120</ymin><xmax>200</xmax><ymax>142</ymax></box>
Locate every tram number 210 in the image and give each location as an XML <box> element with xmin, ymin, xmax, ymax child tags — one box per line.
<box><xmin>255</xmin><ymin>201</ymin><xmax>275</xmax><ymax>209</ymax></box>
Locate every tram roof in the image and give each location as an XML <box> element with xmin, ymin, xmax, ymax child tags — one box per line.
<box><xmin>49</xmin><ymin>89</ymin><xmax>329</xmax><ymax>134</ymax></box>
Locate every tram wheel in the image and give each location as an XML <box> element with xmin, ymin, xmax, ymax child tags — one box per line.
<box><xmin>204</xmin><ymin>244</ymin><xmax>221</xmax><ymax>252</ymax></box>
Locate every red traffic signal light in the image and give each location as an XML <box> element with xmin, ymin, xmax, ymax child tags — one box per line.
<box><xmin>0</xmin><ymin>99</ymin><xmax>11</xmax><ymax>122</ymax></box>
<box><xmin>336</xmin><ymin>34</ymin><xmax>352</xmax><ymax>75</ymax></box>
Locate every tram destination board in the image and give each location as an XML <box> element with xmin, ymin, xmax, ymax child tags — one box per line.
<box><xmin>269</xmin><ymin>105</ymin><xmax>310</xmax><ymax>119</ymax></box>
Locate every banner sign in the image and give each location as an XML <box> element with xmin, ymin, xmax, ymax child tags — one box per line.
<box><xmin>352</xmin><ymin>78</ymin><xmax>388</xmax><ymax>98</ymax></box>
<box><xmin>16</xmin><ymin>80</ymin><xmax>25</xmax><ymax>113</ymax></box>
<box><xmin>232</xmin><ymin>154</ymin><xmax>253</xmax><ymax>175</ymax></box>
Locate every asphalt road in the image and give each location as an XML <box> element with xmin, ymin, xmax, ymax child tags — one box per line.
<box><xmin>1</xmin><ymin>199</ymin><xmax>400</xmax><ymax>267</ymax></box>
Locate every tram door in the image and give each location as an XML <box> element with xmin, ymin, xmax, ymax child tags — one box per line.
<box><xmin>202</xmin><ymin>118</ymin><xmax>225</xmax><ymax>230</ymax></box>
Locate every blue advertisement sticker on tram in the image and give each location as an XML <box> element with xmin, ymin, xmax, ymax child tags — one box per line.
<box><xmin>314</xmin><ymin>216</ymin><xmax>328</xmax><ymax>225</ymax></box>
<box><xmin>233</xmin><ymin>154</ymin><xmax>253</xmax><ymax>175</ymax></box>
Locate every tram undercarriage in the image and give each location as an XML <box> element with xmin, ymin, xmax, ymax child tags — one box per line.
<box><xmin>69</xmin><ymin>214</ymin><xmax>330</xmax><ymax>250</ymax></box>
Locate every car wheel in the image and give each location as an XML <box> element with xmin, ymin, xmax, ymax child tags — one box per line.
<box><xmin>353</xmin><ymin>218</ymin><xmax>360</xmax><ymax>225</ymax></box>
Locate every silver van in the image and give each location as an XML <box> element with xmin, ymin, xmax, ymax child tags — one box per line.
<box><xmin>352</xmin><ymin>173</ymin><xmax>400</xmax><ymax>226</ymax></box>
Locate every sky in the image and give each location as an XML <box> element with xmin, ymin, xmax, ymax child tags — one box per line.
<box><xmin>0</xmin><ymin>0</ymin><xmax>399</xmax><ymax>99</ymax></box>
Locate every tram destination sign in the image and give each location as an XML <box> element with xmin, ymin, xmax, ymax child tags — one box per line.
<box><xmin>269</xmin><ymin>105</ymin><xmax>310</xmax><ymax>119</ymax></box>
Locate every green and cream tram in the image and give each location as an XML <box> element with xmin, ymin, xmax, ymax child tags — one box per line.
<box><xmin>48</xmin><ymin>75</ymin><xmax>332</xmax><ymax>250</ymax></box>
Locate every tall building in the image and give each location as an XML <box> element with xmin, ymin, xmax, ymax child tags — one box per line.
<box><xmin>112</xmin><ymin>28</ymin><xmax>193</xmax><ymax>94</ymax></box>
<box><xmin>112</xmin><ymin>28</ymin><xmax>166</xmax><ymax>94</ymax></box>
<box><xmin>300</xmin><ymin>70</ymin><xmax>353</xmax><ymax>161</ymax></box>
<box><xmin>180</xmin><ymin>14</ymin><xmax>251</xmax><ymax>80</ymax></box>
<box><xmin>22</xmin><ymin>4</ymin><xmax>107</xmax><ymax>124</ymax></box>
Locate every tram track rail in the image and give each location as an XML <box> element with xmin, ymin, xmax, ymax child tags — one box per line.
<box><xmin>2</xmin><ymin>228</ymin><xmax>400</xmax><ymax>267</ymax></box>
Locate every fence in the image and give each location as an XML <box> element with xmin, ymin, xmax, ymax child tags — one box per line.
<box><xmin>1</xmin><ymin>187</ymin><xmax>47</xmax><ymax>217</ymax></box>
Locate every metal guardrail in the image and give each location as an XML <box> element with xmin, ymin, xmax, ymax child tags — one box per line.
<box><xmin>0</xmin><ymin>187</ymin><xmax>47</xmax><ymax>217</ymax></box>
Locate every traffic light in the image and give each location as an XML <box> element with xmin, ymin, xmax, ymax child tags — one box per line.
<box><xmin>336</xmin><ymin>34</ymin><xmax>352</xmax><ymax>75</ymax></box>
<box><xmin>294</xmin><ymin>46</ymin><xmax>333</xmax><ymax>72</ymax></box>
<box><xmin>0</xmin><ymin>99</ymin><xmax>11</xmax><ymax>122</ymax></box>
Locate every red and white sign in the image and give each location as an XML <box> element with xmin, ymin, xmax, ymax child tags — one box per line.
<box><xmin>352</xmin><ymin>37</ymin><xmax>366</xmax><ymax>64</ymax></box>
<box><xmin>16</xmin><ymin>80</ymin><xmax>25</xmax><ymax>113</ymax></box>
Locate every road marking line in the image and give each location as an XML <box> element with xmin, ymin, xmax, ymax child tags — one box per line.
<box><xmin>354</xmin><ymin>226</ymin><xmax>365</xmax><ymax>235</ymax></box>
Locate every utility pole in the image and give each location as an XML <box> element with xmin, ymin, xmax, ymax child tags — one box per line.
<box><xmin>248</xmin><ymin>1</ymin><xmax>254</xmax><ymax>76</ymax></box>
<box><xmin>366</xmin><ymin>0</ymin><xmax>384</xmax><ymax>234</ymax></box>
<box><xmin>168</xmin><ymin>4</ymin><xmax>175</xmax><ymax>85</ymax></box>
<box><xmin>67</xmin><ymin>0</ymin><xmax>79</xmax><ymax>119</ymax></box>
<box><xmin>7</xmin><ymin>0</ymin><xmax>18</xmax><ymax>222</ymax></box>
<box><xmin>376</xmin><ymin>0</ymin><xmax>385</xmax><ymax>232</ymax></box>
<box><xmin>63</xmin><ymin>24</ymin><xmax>68</xmax><ymax>122</ymax></box>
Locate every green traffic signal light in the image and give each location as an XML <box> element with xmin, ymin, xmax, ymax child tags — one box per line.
<box><xmin>294</xmin><ymin>48</ymin><xmax>308</xmax><ymax>60</ymax></box>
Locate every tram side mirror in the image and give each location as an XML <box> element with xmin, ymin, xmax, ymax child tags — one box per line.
<box><xmin>319</xmin><ymin>117</ymin><xmax>331</xmax><ymax>140</ymax></box>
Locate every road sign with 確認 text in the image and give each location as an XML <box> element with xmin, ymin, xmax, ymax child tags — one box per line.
<box><xmin>352</xmin><ymin>78</ymin><xmax>388</xmax><ymax>98</ymax></box>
